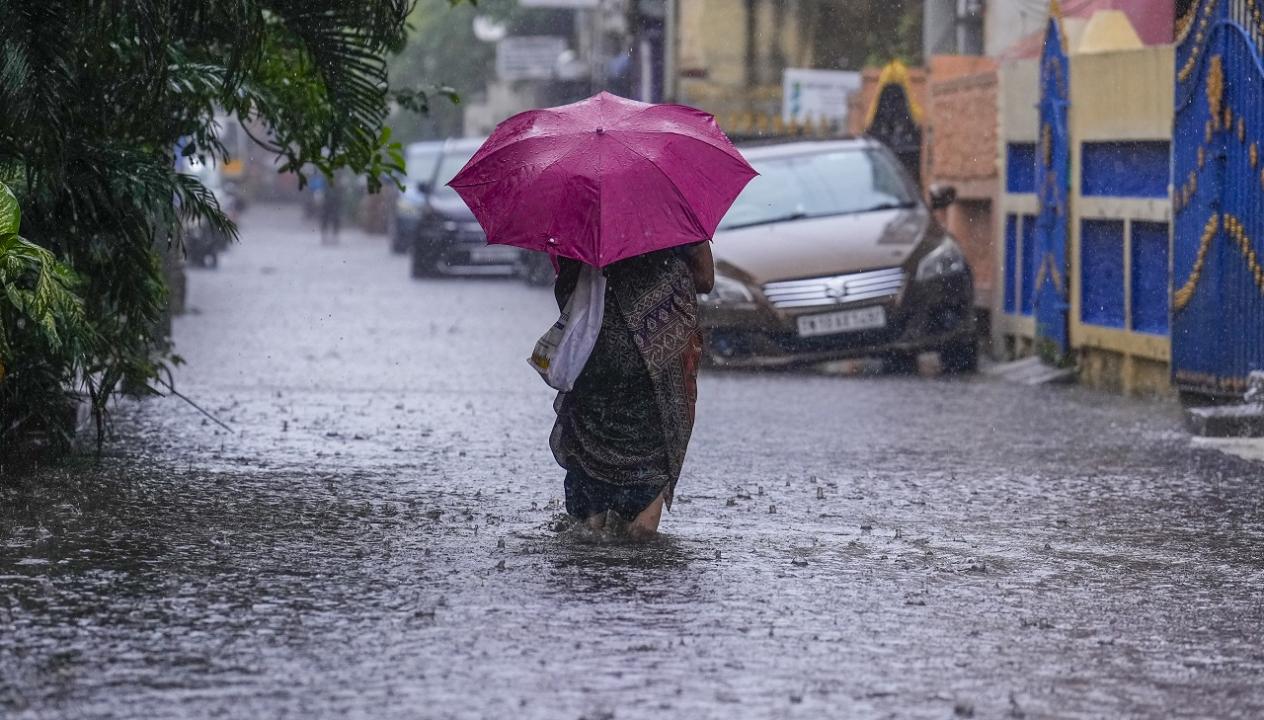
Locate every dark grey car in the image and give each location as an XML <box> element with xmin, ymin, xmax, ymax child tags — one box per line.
<box><xmin>410</xmin><ymin>137</ymin><xmax>524</xmax><ymax>279</ymax></box>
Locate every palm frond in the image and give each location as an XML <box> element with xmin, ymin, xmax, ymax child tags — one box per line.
<box><xmin>1</xmin><ymin>0</ymin><xmax>427</xmax><ymax>456</ymax></box>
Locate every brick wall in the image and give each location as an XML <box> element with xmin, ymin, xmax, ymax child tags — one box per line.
<box><xmin>926</xmin><ymin>60</ymin><xmax>999</xmax><ymax>309</ymax></box>
<box><xmin>927</xmin><ymin>70</ymin><xmax>998</xmax><ymax>194</ymax></box>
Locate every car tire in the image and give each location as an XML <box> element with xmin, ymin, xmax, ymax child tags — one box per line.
<box><xmin>1178</xmin><ymin>389</ymin><xmax>1223</xmax><ymax>408</ymax></box>
<box><xmin>522</xmin><ymin>253</ymin><xmax>555</xmax><ymax>287</ymax></box>
<box><xmin>410</xmin><ymin>246</ymin><xmax>438</xmax><ymax>279</ymax></box>
<box><xmin>699</xmin><ymin>333</ymin><xmax>720</xmax><ymax>369</ymax></box>
<box><xmin>391</xmin><ymin>231</ymin><xmax>410</xmax><ymax>255</ymax></box>
<box><xmin>884</xmin><ymin>351</ymin><xmax>919</xmax><ymax>375</ymax></box>
<box><xmin>940</xmin><ymin>338</ymin><xmax>979</xmax><ymax>374</ymax></box>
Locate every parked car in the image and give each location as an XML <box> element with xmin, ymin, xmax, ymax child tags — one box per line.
<box><xmin>390</xmin><ymin>141</ymin><xmax>443</xmax><ymax>254</ymax></box>
<box><xmin>701</xmin><ymin>138</ymin><xmax>976</xmax><ymax>372</ymax></box>
<box><xmin>520</xmin><ymin>251</ymin><xmax>557</xmax><ymax>287</ymax></box>
<box><xmin>180</xmin><ymin>155</ymin><xmax>239</xmax><ymax>268</ymax></box>
<box><xmin>411</xmin><ymin>137</ymin><xmax>526</xmax><ymax>278</ymax></box>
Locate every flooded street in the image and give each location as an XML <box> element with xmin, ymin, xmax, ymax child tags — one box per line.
<box><xmin>3</xmin><ymin>206</ymin><xmax>1263</xmax><ymax>719</ymax></box>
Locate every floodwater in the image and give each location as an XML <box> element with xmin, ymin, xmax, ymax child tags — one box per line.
<box><xmin>3</xmin><ymin>205</ymin><xmax>1263</xmax><ymax>719</ymax></box>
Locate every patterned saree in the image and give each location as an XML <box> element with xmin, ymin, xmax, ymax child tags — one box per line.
<box><xmin>550</xmin><ymin>247</ymin><xmax>703</xmax><ymax>510</ymax></box>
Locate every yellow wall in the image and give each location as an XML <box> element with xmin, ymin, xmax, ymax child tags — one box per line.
<box><xmin>1071</xmin><ymin>46</ymin><xmax>1174</xmax><ymax>141</ymax></box>
<box><xmin>678</xmin><ymin>0</ymin><xmax>748</xmax><ymax>91</ymax></box>
<box><xmin>993</xmin><ymin>40</ymin><xmax>1176</xmax><ymax>396</ymax></box>
<box><xmin>1069</xmin><ymin>45</ymin><xmax>1174</xmax><ymax>395</ymax></box>
<box><xmin>677</xmin><ymin>0</ymin><xmax>811</xmax><ymax>119</ymax></box>
<box><xmin>999</xmin><ymin>59</ymin><xmax>1040</xmax><ymax>144</ymax></box>
<box><xmin>994</xmin><ymin>58</ymin><xmax>1039</xmax><ymax>353</ymax></box>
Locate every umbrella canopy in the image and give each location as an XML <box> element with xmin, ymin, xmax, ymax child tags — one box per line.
<box><xmin>448</xmin><ymin>92</ymin><xmax>757</xmax><ymax>268</ymax></box>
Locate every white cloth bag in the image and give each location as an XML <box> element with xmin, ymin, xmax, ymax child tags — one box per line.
<box><xmin>529</xmin><ymin>264</ymin><xmax>606</xmax><ymax>391</ymax></box>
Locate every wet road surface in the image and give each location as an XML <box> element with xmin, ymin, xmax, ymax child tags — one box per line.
<box><xmin>3</xmin><ymin>205</ymin><xmax>1263</xmax><ymax>719</ymax></box>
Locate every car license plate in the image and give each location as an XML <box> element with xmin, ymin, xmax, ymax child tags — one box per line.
<box><xmin>797</xmin><ymin>306</ymin><xmax>887</xmax><ymax>338</ymax></box>
<box><xmin>469</xmin><ymin>245</ymin><xmax>516</xmax><ymax>263</ymax></box>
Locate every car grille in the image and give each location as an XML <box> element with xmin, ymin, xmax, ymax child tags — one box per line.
<box><xmin>453</xmin><ymin>228</ymin><xmax>486</xmax><ymax>245</ymax></box>
<box><xmin>762</xmin><ymin>267</ymin><xmax>905</xmax><ymax>309</ymax></box>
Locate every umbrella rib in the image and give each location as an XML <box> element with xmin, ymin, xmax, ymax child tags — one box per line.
<box><xmin>606</xmin><ymin>101</ymin><xmax>685</xmax><ymax>131</ymax></box>
<box><xmin>605</xmin><ymin>133</ymin><xmax>710</xmax><ymax>241</ymax></box>
<box><xmin>459</xmin><ymin>107</ymin><xmax>569</xmax><ymax>170</ymax></box>
<box><xmin>611</xmin><ymin>128</ymin><xmax>749</xmax><ymax>164</ymax></box>
<box><xmin>490</xmin><ymin>138</ymin><xmax>592</xmax><ymax>243</ymax></box>
<box><xmin>449</xmin><ymin>134</ymin><xmax>581</xmax><ymax>189</ymax></box>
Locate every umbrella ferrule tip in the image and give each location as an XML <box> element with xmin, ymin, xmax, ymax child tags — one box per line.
<box><xmin>596</xmin><ymin>127</ymin><xmax>605</xmax><ymax>134</ymax></box>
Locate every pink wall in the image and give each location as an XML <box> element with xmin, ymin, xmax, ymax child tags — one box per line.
<box><xmin>1064</xmin><ymin>0</ymin><xmax>1176</xmax><ymax>46</ymax></box>
<box><xmin>1000</xmin><ymin>0</ymin><xmax>1176</xmax><ymax>59</ymax></box>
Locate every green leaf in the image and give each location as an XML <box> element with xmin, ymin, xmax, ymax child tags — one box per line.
<box><xmin>0</xmin><ymin>181</ymin><xmax>19</xmax><ymax>238</ymax></box>
<box><xmin>438</xmin><ymin>86</ymin><xmax>461</xmax><ymax>106</ymax></box>
<box><xmin>2</xmin><ymin>0</ymin><xmax>424</xmax><ymax>456</ymax></box>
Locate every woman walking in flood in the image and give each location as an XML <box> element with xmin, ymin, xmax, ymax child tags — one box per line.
<box><xmin>447</xmin><ymin>92</ymin><xmax>755</xmax><ymax>536</ymax></box>
<box><xmin>550</xmin><ymin>244</ymin><xmax>714</xmax><ymax>535</ymax></box>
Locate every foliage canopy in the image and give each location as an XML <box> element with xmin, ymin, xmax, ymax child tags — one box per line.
<box><xmin>0</xmin><ymin>0</ymin><xmax>436</xmax><ymax>457</ymax></box>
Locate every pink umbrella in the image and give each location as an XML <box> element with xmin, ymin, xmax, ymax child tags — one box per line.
<box><xmin>448</xmin><ymin>92</ymin><xmax>757</xmax><ymax>268</ymax></box>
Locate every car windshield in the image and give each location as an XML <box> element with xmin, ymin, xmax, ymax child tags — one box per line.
<box><xmin>432</xmin><ymin>148</ymin><xmax>478</xmax><ymax>200</ymax></box>
<box><xmin>406</xmin><ymin>148</ymin><xmax>441</xmax><ymax>183</ymax></box>
<box><xmin>718</xmin><ymin>148</ymin><xmax>916</xmax><ymax>230</ymax></box>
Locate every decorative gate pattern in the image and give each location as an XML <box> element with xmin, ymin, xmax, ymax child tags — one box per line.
<box><xmin>1034</xmin><ymin>14</ymin><xmax>1071</xmax><ymax>358</ymax></box>
<box><xmin>1173</xmin><ymin>0</ymin><xmax>1264</xmax><ymax>396</ymax></box>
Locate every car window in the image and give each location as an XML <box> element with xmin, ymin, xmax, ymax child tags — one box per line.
<box><xmin>406</xmin><ymin>148</ymin><xmax>442</xmax><ymax>182</ymax></box>
<box><xmin>432</xmin><ymin>147</ymin><xmax>479</xmax><ymax>199</ymax></box>
<box><xmin>718</xmin><ymin>149</ymin><xmax>915</xmax><ymax>230</ymax></box>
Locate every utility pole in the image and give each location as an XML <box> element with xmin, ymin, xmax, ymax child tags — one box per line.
<box><xmin>590</xmin><ymin>2</ymin><xmax>603</xmax><ymax>95</ymax></box>
<box><xmin>664</xmin><ymin>0</ymin><xmax>678</xmax><ymax>101</ymax></box>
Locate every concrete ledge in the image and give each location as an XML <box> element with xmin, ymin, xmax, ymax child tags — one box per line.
<box><xmin>1186</xmin><ymin>404</ymin><xmax>1264</xmax><ymax>438</ymax></box>
<box><xmin>983</xmin><ymin>356</ymin><xmax>1077</xmax><ymax>386</ymax></box>
<box><xmin>1191</xmin><ymin>436</ymin><xmax>1264</xmax><ymax>463</ymax></box>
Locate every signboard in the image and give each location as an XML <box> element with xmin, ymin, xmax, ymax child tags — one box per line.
<box><xmin>782</xmin><ymin>68</ymin><xmax>862</xmax><ymax>126</ymax></box>
<box><xmin>518</xmin><ymin>0</ymin><xmax>599</xmax><ymax>7</ymax></box>
<box><xmin>496</xmin><ymin>36</ymin><xmax>567</xmax><ymax>81</ymax></box>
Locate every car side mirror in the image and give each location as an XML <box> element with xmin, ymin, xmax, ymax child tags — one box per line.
<box><xmin>929</xmin><ymin>184</ymin><xmax>957</xmax><ymax>211</ymax></box>
<box><xmin>417</xmin><ymin>181</ymin><xmax>432</xmax><ymax>194</ymax></box>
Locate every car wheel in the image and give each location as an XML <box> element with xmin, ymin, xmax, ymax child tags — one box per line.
<box><xmin>410</xmin><ymin>246</ymin><xmax>437</xmax><ymax>278</ymax></box>
<box><xmin>523</xmin><ymin>254</ymin><xmax>554</xmax><ymax>287</ymax></box>
<box><xmin>883</xmin><ymin>352</ymin><xmax>919</xmax><ymax>375</ymax></box>
<box><xmin>391</xmin><ymin>230</ymin><xmax>410</xmax><ymax>255</ymax></box>
<box><xmin>940</xmin><ymin>338</ymin><xmax>979</xmax><ymax>374</ymax></box>
<box><xmin>700</xmin><ymin>335</ymin><xmax>721</xmax><ymax>369</ymax></box>
<box><xmin>1178</xmin><ymin>389</ymin><xmax>1222</xmax><ymax>408</ymax></box>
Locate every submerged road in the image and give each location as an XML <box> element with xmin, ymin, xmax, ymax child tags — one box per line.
<box><xmin>3</xmin><ymin>205</ymin><xmax>1263</xmax><ymax>719</ymax></box>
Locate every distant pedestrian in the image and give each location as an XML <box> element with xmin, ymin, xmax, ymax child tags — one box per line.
<box><xmin>551</xmin><ymin>244</ymin><xmax>714</xmax><ymax>536</ymax></box>
<box><xmin>319</xmin><ymin>174</ymin><xmax>343</xmax><ymax>245</ymax></box>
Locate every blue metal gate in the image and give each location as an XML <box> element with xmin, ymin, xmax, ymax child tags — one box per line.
<box><xmin>1034</xmin><ymin>15</ymin><xmax>1071</xmax><ymax>358</ymax></box>
<box><xmin>1173</xmin><ymin>0</ymin><xmax>1264</xmax><ymax>397</ymax></box>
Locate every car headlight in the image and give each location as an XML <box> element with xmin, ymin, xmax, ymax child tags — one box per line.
<box><xmin>916</xmin><ymin>237</ymin><xmax>967</xmax><ymax>281</ymax></box>
<box><xmin>701</xmin><ymin>275</ymin><xmax>755</xmax><ymax>305</ymax></box>
<box><xmin>396</xmin><ymin>199</ymin><xmax>422</xmax><ymax>218</ymax></box>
